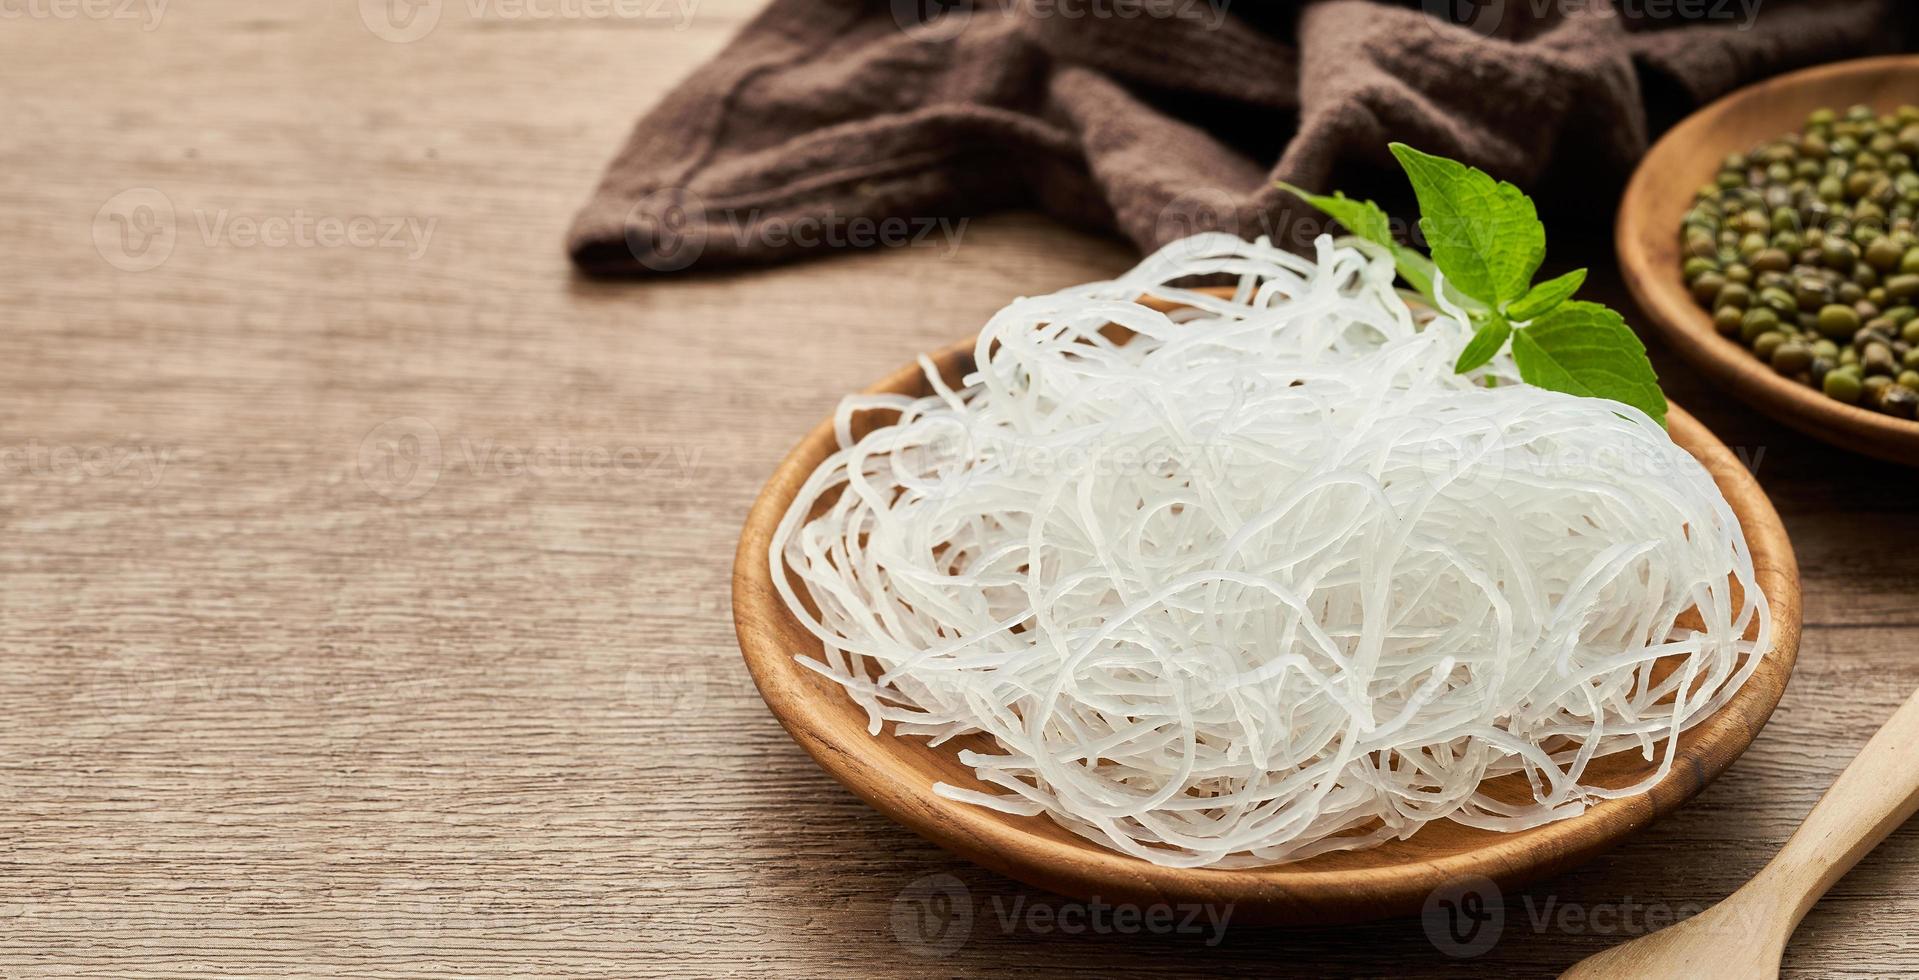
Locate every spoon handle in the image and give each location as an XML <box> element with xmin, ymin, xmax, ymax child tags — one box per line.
<box><xmin>1749</xmin><ymin>686</ymin><xmax>1919</xmax><ymax>929</ymax></box>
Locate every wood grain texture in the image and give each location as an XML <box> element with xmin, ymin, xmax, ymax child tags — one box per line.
<box><xmin>1619</xmin><ymin>55</ymin><xmax>1919</xmax><ymax>467</ymax></box>
<box><xmin>1561</xmin><ymin>687</ymin><xmax>1919</xmax><ymax>979</ymax></box>
<box><xmin>0</xmin><ymin>1</ymin><xmax>1915</xmax><ymax>976</ymax></box>
<box><xmin>734</xmin><ymin>294</ymin><xmax>1801</xmax><ymax>926</ymax></box>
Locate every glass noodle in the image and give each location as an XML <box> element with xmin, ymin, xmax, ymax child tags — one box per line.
<box><xmin>770</xmin><ymin>234</ymin><xmax>1770</xmax><ymax>868</ymax></box>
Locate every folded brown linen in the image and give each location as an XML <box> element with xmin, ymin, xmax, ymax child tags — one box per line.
<box><xmin>568</xmin><ymin>0</ymin><xmax>1910</xmax><ymax>276</ymax></box>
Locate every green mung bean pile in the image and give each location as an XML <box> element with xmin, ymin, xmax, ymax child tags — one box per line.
<box><xmin>1681</xmin><ymin>104</ymin><xmax>1919</xmax><ymax>418</ymax></box>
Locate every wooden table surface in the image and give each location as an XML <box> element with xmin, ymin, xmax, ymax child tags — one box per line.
<box><xmin>2</xmin><ymin>2</ymin><xmax>1915</xmax><ymax>976</ymax></box>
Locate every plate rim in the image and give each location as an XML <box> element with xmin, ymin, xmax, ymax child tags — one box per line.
<box><xmin>733</xmin><ymin>325</ymin><xmax>1802</xmax><ymax>925</ymax></box>
<box><xmin>1618</xmin><ymin>53</ymin><xmax>1919</xmax><ymax>466</ymax></box>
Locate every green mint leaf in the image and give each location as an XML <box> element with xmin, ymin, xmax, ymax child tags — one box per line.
<box><xmin>1505</xmin><ymin>268</ymin><xmax>1587</xmax><ymax>321</ymax></box>
<box><xmin>1453</xmin><ymin>313</ymin><xmax>1512</xmax><ymax>373</ymax></box>
<box><xmin>1275</xmin><ymin>181</ymin><xmax>1392</xmax><ymax>243</ymax></box>
<box><xmin>1277</xmin><ymin>180</ymin><xmax>1437</xmax><ymax>302</ymax></box>
<box><xmin>1388</xmin><ymin>143</ymin><xmax>1545</xmax><ymax>307</ymax></box>
<box><xmin>1509</xmin><ymin>301</ymin><xmax>1668</xmax><ymax>426</ymax></box>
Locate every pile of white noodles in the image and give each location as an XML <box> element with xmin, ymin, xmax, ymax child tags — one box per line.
<box><xmin>771</xmin><ymin>233</ymin><xmax>1770</xmax><ymax>868</ymax></box>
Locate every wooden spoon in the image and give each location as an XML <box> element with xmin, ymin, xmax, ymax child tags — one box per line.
<box><xmin>1560</xmin><ymin>688</ymin><xmax>1919</xmax><ymax>979</ymax></box>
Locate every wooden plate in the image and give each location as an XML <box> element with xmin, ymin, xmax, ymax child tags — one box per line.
<box><xmin>1618</xmin><ymin>55</ymin><xmax>1919</xmax><ymax>465</ymax></box>
<box><xmin>733</xmin><ymin>311</ymin><xmax>1802</xmax><ymax>924</ymax></box>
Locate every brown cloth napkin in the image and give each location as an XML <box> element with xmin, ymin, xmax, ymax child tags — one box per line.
<box><xmin>568</xmin><ymin>0</ymin><xmax>1909</xmax><ymax>275</ymax></box>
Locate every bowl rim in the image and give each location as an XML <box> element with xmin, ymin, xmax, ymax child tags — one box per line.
<box><xmin>733</xmin><ymin>322</ymin><xmax>1802</xmax><ymax>924</ymax></box>
<box><xmin>1618</xmin><ymin>54</ymin><xmax>1919</xmax><ymax>465</ymax></box>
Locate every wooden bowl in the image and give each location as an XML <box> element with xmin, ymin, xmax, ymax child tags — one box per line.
<box><xmin>733</xmin><ymin>314</ymin><xmax>1802</xmax><ymax>924</ymax></box>
<box><xmin>1619</xmin><ymin>55</ymin><xmax>1919</xmax><ymax>465</ymax></box>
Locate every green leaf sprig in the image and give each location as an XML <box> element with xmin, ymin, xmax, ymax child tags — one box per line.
<box><xmin>1278</xmin><ymin>144</ymin><xmax>1666</xmax><ymax>426</ymax></box>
